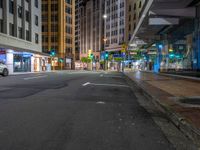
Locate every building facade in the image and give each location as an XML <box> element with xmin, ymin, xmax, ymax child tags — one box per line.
<box><xmin>42</xmin><ymin>0</ymin><xmax>75</xmax><ymax>69</ymax></box>
<box><xmin>104</xmin><ymin>0</ymin><xmax>126</xmax><ymax>52</ymax></box>
<box><xmin>79</xmin><ymin>0</ymin><xmax>104</xmax><ymax>63</ymax></box>
<box><xmin>125</xmin><ymin>0</ymin><xmax>145</xmax><ymax>43</ymax></box>
<box><xmin>0</xmin><ymin>0</ymin><xmax>48</xmax><ymax>74</ymax></box>
<box><xmin>75</xmin><ymin>0</ymin><xmax>84</xmax><ymax>61</ymax></box>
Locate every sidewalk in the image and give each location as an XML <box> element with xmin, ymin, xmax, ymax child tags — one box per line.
<box><xmin>124</xmin><ymin>71</ymin><xmax>200</xmax><ymax>147</ymax></box>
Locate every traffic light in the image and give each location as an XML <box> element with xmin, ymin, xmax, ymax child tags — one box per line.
<box><xmin>50</xmin><ymin>49</ymin><xmax>56</xmax><ymax>57</ymax></box>
<box><xmin>59</xmin><ymin>58</ymin><xmax>64</xmax><ymax>63</ymax></box>
<box><xmin>105</xmin><ymin>52</ymin><xmax>109</xmax><ymax>60</ymax></box>
<box><xmin>90</xmin><ymin>54</ymin><xmax>94</xmax><ymax>59</ymax></box>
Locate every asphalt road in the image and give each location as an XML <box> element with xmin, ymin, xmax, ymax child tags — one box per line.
<box><xmin>0</xmin><ymin>71</ymin><xmax>176</xmax><ymax>150</ymax></box>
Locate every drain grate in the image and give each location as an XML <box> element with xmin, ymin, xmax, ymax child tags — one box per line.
<box><xmin>180</xmin><ymin>98</ymin><xmax>200</xmax><ymax>105</ymax></box>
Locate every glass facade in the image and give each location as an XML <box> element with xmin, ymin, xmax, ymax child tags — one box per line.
<box><xmin>13</xmin><ymin>54</ymin><xmax>32</xmax><ymax>72</ymax></box>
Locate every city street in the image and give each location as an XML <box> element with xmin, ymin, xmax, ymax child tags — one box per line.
<box><xmin>0</xmin><ymin>71</ymin><xmax>196</xmax><ymax>150</ymax></box>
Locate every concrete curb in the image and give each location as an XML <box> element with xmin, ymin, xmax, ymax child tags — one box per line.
<box><xmin>140</xmin><ymin>70</ymin><xmax>200</xmax><ymax>82</ymax></box>
<box><xmin>124</xmin><ymin>73</ymin><xmax>200</xmax><ymax>147</ymax></box>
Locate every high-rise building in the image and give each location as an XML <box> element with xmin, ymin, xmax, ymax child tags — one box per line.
<box><xmin>79</xmin><ymin>0</ymin><xmax>104</xmax><ymax>63</ymax></box>
<box><xmin>42</xmin><ymin>0</ymin><xmax>75</xmax><ymax>69</ymax></box>
<box><xmin>75</xmin><ymin>0</ymin><xmax>84</xmax><ymax>61</ymax></box>
<box><xmin>0</xmin><ymin>0</ymin><xmax>48</xmax><ymax>74</ymax></box>
<box><xmin>125</xmin><ymin>0</ymin><xmax>145</xmax><ymax>43</ymax></box>
<box><xmin>104</xmin><ymin>0</ymin><xmax>126</xmax><ymax>52</ymax></box>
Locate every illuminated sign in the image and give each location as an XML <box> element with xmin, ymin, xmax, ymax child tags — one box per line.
<box><xmin>0</xmin><ymin>50</ymin><xmax>6</xmax><ymax>54</ymax></box>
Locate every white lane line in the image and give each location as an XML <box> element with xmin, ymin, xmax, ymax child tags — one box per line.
<box><xmin>82</xmin><ymin>82</ymin><xmax>130</xmax><ymax>88</ymax></box>
<box><xmin>96</xmin><ymin>101</ymin><xmax>106</xmax><ymax>104</ymax></box>
<box><xmin>69</xmin><ymin>72</ymin><xmax>100</xmax><ymax>74</ymax></box>
<box><xmin>102</xmin><ymin>75</ymin><xmax>124</xmax><ymax>78</ymax></box>
<box><xmin>100</xmin><ymin>74</ymin><xmax>104</xmax><ymax>77</ymax></box>
<box><xmin>82</xmin><ymin>82</ymin><xmax>91</xmax><ymax>86</ymax></box>
<box><xmin>24</xmin><ymin>75</ymin><xmax>47</xmax><ymax>80</ymax></box>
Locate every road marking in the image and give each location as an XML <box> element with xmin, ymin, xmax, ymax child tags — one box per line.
<box><xmin>69</xmin><ymin>71</ymin><xmax>100</xmax><ymax>74</ymax></box>
<box><xmin>101</xmin><ymin>75</ymin><xmax>124</xmax><ymax>78</ymax></box>
<box><xmin>24</xmin><ymin>75</ymin><xmax>47</xmax><ymax>80</ymax></box>
<box><xmin>82</xmin><ymin>82</ymin><xmax>130</xmax><ymax>88</ymax></box>
<box><xmin>96</xmin><ymin>101</ymin><xmax>105</xmax><ymax>104</ymax></box>
<box><xmin>100</xmin><ymin>74</ymin><xmax>104</xmax><ymax>77</ymax></box>
<box><xmin>82</xmin><ymin>82</ymin><xmax>91</xmax><ymax>86</ymax></box>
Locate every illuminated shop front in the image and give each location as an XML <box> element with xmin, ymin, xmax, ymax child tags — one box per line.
<box><xmin>13</xmin><ymin>52</ymin><xmax>32</xmax><ymax>72</ymax></box>
<box><xmin>1</xmin><ymin>49</ymin><xmax>49</xmax><ymax>74</ymax></box>
<box><xmin>0</xmin><ymin>49</ymin><xmax>6</xmax><ymax>64</ymax></box>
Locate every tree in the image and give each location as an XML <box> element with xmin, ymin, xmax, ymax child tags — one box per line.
<box><xmin>81</xmin><ymin>57</ymin><xmax>91</xmax><ymax>63</ymax></box>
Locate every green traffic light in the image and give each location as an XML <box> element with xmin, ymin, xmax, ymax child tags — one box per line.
<box><xmin>90</xmin><ymin>54</ymin><xmax>94</xmax><ymax>59</ymax></box>
<box><xmin>105</xmin><ymin>52</ymin><xmax>109</xmax><ymax>60</ymax></box>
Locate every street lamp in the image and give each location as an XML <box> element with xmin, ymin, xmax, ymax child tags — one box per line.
<box><xmin>103</xmin><ymin>14</ymin><xmax>108</xmax><ymax>19</ymax></box>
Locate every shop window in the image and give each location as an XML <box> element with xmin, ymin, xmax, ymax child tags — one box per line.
<box><xmin>13</xmin><ymin>54</ymin><xmax>31</xmax><ymax>72</ymax></box>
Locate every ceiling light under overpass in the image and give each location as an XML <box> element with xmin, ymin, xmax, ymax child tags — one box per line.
<box><xmin>149</xmin><ymin>18</ymin><xmax>179</xmax><ymax>25</ymax></box>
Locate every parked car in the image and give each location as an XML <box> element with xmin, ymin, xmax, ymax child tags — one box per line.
<box><xmin>0</xmin><ymin>63</ymin><xmax>9</xmax><ymax>76</ymax></box>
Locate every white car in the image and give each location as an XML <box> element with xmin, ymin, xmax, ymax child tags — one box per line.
<box><xmin>0</xmin><ymin>63</ymin><xmax>9</xmax><ymax>76</ymax></box>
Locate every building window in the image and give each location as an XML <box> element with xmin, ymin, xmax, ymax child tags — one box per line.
<box><xmin>26</xmin><ymin>11</ymin><xmax>30</xmax><ymax>22</ymax></box>
<box><xmin>0</xmin><ymin>19</ymin><xmax>3</xmax><ymax>33</ymax></box>
<box><xmin>66</xmin><ymin>37</ymin><xmax>72</xmax><ymax>44</ymax></box>
<box><xmin>42</xmin><ymin>4</ymin><xmax>48</xmax><ymax>11</ymax></box>
<box><xmin>51</xmin><ymin>24</ymin><xmax>58</xmax><ymax>32</ymax></box>
<box><xmin>18</xmin><ymin>27</ymin><xmax>23</xmax><ymax>39</ymax></box>
<box><xmin>35</xmin><ymin>15</ymin><xmax>38</xmax><ymax>26</ymax></box>
<box><xmin>42</xmin><ymin>25</ymin><xmax>48</xmax><ymax>32</ymax></box>
<box><xmin>26</xmin><ymin>30</ymin><xmax>30</xmax><ymax>41</ymax></box>
<box><xmin>129</xmin><ymin>5</ymin><xmax>131</xmax><ymax>12</ymax></box>
<box><xmin>51</xmin><ymin>4</ymin><xmax>58</xmax><ymax>11</ymax></box>
<box><xmin>9</xmin><ymin>0</ymin><xmax>14</xmax><ymax>14</ymax></box>
<box><xmin>51</xmin><ymin>36</ymin><xmax>58</xmax><ymax>42</ymax></box>
<box><xmin>35</xmin><ymin>0</ymin><xmax>38</xmax><ymax>8</ymax></box>
<box><xmin>18</xmin><ymin>5</ymin><xmax>22</xmax><ymax>18</ymax></box>
<box><xmin>134</xmin><ymin>3</ymin><xmax>136</xmax><ymax>10</ymax></box>
<box><xmin>66</xmin><ymin>6</ymin><xmax>72</xmax><ymax>14</ymax></box>
<box><xmin>35</xmin><ymin>33</ymin><xmax>39</xmax><ymax>44</ymax></box>
<box><xmin>66</xmin><ymin>0</ymin><xmax>72</xmax><ymax>5</ymax></box>
<box><xmin>9</xmin><ymin>23</ymin><xmax>14</xmax><ymax>36</ymax></box>
<box><xmin>139</xmin><ymin>1</ymin><xmax>142</xmax><ymax>8</ymax></box>
<box><xmin>66</xmin><ymin>26</ymin><xmax>72</xmax><ymax>34</ymax></box>
<box><xmin>0</xmin><ymin>0</ymin><xmax>3</xmax><ymax>8</ymax></box>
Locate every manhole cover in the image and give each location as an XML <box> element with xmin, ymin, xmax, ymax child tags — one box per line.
<box><xmin>180</xmin><ymin>98</ymin><xmax>200</xmax><ymax>105</ymax></box>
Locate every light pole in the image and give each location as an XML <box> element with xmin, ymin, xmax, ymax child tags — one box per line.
<box><xmin>103</xmin><ymin>14</ymin><xmax>108</xmax><ymax>70</ymax></box>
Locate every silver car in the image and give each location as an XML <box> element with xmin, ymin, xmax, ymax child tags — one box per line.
<box><xmin>0</xmin><ymin>63</ymin><xmax>9</xmax><ymax>76</ymax></box>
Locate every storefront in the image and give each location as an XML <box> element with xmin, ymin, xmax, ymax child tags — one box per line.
<box><xmin>1</xmin><ymin>49</ymin><xmax>50</xmax><ymax>74</ymax></box>
<box><xmin>0</xmin><ymin>49</ymin><xmax>6</xmax><ymax>64</ymax></box>
<box><xmin>13</xmin><ymin>52</ymin><xmax>32</xmax><ymax>72</ymax></box>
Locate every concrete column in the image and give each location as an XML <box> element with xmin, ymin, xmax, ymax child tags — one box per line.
<box><xmin>6</xmin><ymin>50</ymin><xmax>14</xmax><ymax>74</ymax></box>
<box><xmin>31</xmin><ymin>56</ymin><xmax>34</xmax><ymax>72</ymax></box>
